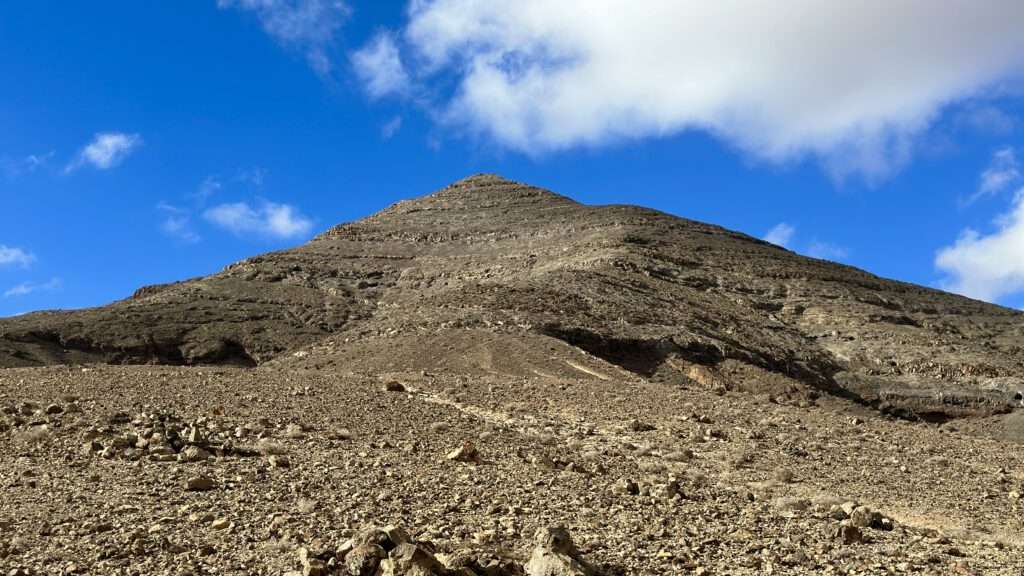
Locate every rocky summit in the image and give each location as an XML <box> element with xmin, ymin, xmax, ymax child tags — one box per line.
<box><xmin>2</xmin><ymin>175</ymin><xmax>1024</xmax><ymax>575</ymax></box>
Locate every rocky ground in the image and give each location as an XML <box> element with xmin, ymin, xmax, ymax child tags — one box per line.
<box><xmin>3</xmin><ymin>364</ymin><xmax>1022</xmax><ymax>575</ymax></box>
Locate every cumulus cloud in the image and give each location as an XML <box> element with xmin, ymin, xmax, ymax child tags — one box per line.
<box><xmin>974</xmin><ymin>148</ymin><xmax>1020</xmax><ymax>200</ymax></box>
<box><xmin>937</xmin><ymin>189</ymin><xmax>1024</xmax><ymax>302</ymax></box>
<box><xmin>763</xmin><ymin>223</ymin><xmax>795</xmax><ymax>248</ymax></box>
<box><xmin>362</xmin><ymin>1</ymin><xmax>1024</xmax><ymax>181</ymax></box>
<box><xmin>204</xmin><ymin>200</ymin><xmax>313</xmax><ymax>239</ymax></box>
<box><xmin>4</xmin><ymin>278</ymin><xmax>61</xmax><ymax>298</ymax></box>
<box><xmin>351</xmin><ymin>32</ymin><xmax>410</xmax><ymax>98</ymax></box>
<box><xmin>67</xmin><ymin>132</ymin><xmax>142</xmax><ymax>172</ymax></box>
<box><xmin>0</xmin><ymin>245</ymin><xmax>35</xmax><ymax>268</ymax></box>
<box><xmin>218</xmin><ymin>0</ymin><xmax>350</xmax><ymax>76</ymax></box>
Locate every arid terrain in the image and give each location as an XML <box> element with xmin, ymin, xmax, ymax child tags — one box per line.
<box><xmin>2</xmin><ymin>175</ymin><xmax>1024</xmax><ymax>575</ymax></box>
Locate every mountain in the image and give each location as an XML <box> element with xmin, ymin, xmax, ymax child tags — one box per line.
<box><xmin>2</xmin><ymin>174</ymin><xmax>1021</xmax><ymax>419</ymax></box>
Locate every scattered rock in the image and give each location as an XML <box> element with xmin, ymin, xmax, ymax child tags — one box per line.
<box><xmin>185</xmin><ymin>476</ymin><xmax>216</xmax><ymax>492</ymax></box>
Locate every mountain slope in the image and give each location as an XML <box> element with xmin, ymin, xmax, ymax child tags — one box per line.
<box><xmin>2</xmin><ymin>174</ymin><xmax>1022</xmax><ymax>418</ymax></box>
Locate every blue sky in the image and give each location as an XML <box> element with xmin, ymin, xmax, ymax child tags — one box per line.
<box><xmin>2</xmin><ymin>1</ymin><xmax>1024</xmax><ymax>316</ymax></box>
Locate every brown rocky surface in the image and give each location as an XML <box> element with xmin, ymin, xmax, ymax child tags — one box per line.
<box><xmin>1</xmin><ymin>174</ymin><xmax>1023</xmax><ymax>574</ymax></box>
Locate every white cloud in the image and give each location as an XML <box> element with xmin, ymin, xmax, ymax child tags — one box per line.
<box><xmin>763</xmin><ymin>223</ymin><xmax>795</xmax><ymax>248</ymax></box>
<box><xmin>158</xmin><ymin>202</ymin><xmax>201</xmax><ymax>243</ymax></box>
<box><xmin>380</xmin><ymin>1</ymin><xmax>1024</xmax><ymax>181</ymax></box>
<box><xmin>218</xmin><ymin>0</ymin><xmax>350</xmax><ymax>76</ymax></box>
<box><xmin>4</xmin><ymin>278</ymin><xmax>61</xmax><ymax>298</ymax></box>
<box><xmin>0</xmin><ymin>245</ymin><xmax>35</xmax><ymax>268</ymax></box>
<box><xmin>351</xmin><ymin>32</ymin><xmax>410</xmax><ymax>98</ymax></box>
<box><xmin>381</xmin><ymin>115</ymin><xmax>403</xmax><ymax>139</ymax></box>
<box><xmin>937</xmin><ymin>189</ymin><xmax>1024</xmax><ymax>302</ymax></box>
<box><xmin>805</xmin><ymin>241</ymin><xmax>849</xmax><ymax>262</ymax></box>
<box><xmin>956</xmin><ymin>104</ymin><xmax>1017</xmax><ymax>135</ymax></box>
<box><xmin>67</xmin><ymin>132</ymin><xmax>141</xmax><ymax>172</ymax></box>
<box><xmin>975</xmin><ymin>148</ymin><xmax>1020</xmax><ymax>200</ymax></box>
<box><xmin>203</xmin><ymin>200</ymin><xmax>313</xmax><ymax>239</ymax></box>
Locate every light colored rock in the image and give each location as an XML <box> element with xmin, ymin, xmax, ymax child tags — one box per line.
<box><xmin>525</xmin><ymin>526</ymin><xmax>593</xmax><ymax>576</ymax></box>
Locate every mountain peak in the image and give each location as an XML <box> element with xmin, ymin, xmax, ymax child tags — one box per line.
<box><xmin>319</xmin><ymin>174</ymin><xmax>578</xmax><ymax>238</ymax></box>
<box><xmin>424</xmin><ymin>173</ymin><xmax>573</xmax><ymax>206</ymax></box>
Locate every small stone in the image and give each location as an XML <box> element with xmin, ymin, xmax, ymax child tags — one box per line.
<box><xmin>446</xmin><ymin>442</ymin><xmax>480</xmax><ymax>464</ymax></box>
<box><xmin>614</xmin><ymin>478</ymin><xmax>640</xmax><ymax>496</ymax></box>
<box><xmin>210</xmin><ymin>518</ymin><xmax>231</xmax><ymax>530</ymax></box>
<box><xmin>284</xmin><ymin>424</ymin><xmax>305</xmax><ymax>439</ymax></box>
<box><xmin>383</xmin><ymin>381</ymin><xmax>406</xmax><ymax>393</ymax></box>
<box><xmin>345</xmin><ymin>543</ymin><xmax>387</xmax><ymax>576</ymax></box>
<box><xmin>269</xmin><ymin>455</ymin><xmax>291</xmax><ymax>468</ymax></box>
<box><xmin>849</xmin><ymin>506</ymin><xmax>881</xmax><ymax>529</ymax></box>
<box><xmin>379</xmin><ymin>543</ymin><xmax>447</xmax><ymax>576</ymax></box>
<box><xmin>185</xmin><ymin>476</ymin><xmax>216</xmax><ymax>492</ymax></box>
<box><xmin>80</xmin><ymin>440</ymin><xmax>102</xmax><ymax>456</ymax></box>
<box><xmin>179</xmin><ymin>446</ymin><xmax>212</xmax><ymax>462</ymax></box>
<box><xmin>835</xmin><ymin>523</ymin><xmax>864</xmax><ymax>545</ymax></box>
<box><xmin>44</xmin><ymin>404</ymin><xmax>63</xmax><ymax>415</ymax></box>
<box><xmin>828</xmin><ymin>505</ymin><xmax>849</xmax><ymax>521</ymax></box>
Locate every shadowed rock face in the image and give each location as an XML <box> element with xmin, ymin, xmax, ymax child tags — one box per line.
<box><xmin>1</xmin><ymin>174</ymin><xmax>1022</xmax><ymax>417</ymax></box>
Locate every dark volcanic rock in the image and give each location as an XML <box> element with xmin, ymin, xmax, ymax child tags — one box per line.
<box><xmin>1</xmin><ymin>174</ymin><xmax>1022</xmax><ymax>418</ymax></box>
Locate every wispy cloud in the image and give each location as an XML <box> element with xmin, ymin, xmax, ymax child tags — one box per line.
<box><xmin>218</xmin><ymin>0</ymin><xmax>350</xmax><ymax>76</ymax></box>
<box><xmin>974</xmin><ymin>147</ymin><xmax>1020</xmax><ymax>201</ymax></box>
<box><xmin>188</xmin><ymin>176</ymin><xmax>223</xmax><ymax>204</ymax></box>
<box><xmin>763</xmin><ymin>223</ymin><xmax>795</xmax><ymax>248</ymax></box>
<box><xmin>158</xmin><ymin>202</ymin><xmax>201</xmax><ymax>243</ymax></box>
<box><xmin>3</xmin><ymin>151</ymin><xmax>54</xmax><ymax>178</ymax></box>
<box><xmin>204</xmin><ymin>200</ymin><xmax>313</xmax><ymax>239</ymax></box>
<box><xmin>351</xmin><ymin>32</ymin><xmax>410</xmax><ymax>99</ymax></box>
<box><xmin>0</xmin><ymin>245</ymin><xmax>35</xmax><ymax>268</ymax></box>
<box><xmin>806</xmin><ymin>241</ymin><xmax>850</xmax><ymax>262</ymax></box>
<box><xmin>381</xmin><ymin>115</ymin><xmax>403</xmax><ymax>139</ymax></box>
<box><xmin>956</xmin><ymin>104</ymin><xmax>1017</xmax><ymax>136</ymax></box>
<box><xmin>66</xmin><ymin>132</ymin><xmax>142</xmax><ymax>172</ymax></box>
<box><xmin>4</xmin><ymin>277</ymin><xmax>61</xmax><ymax>298</ymax></box>
<box><xmin>236</xmin><ymin>167</ymin><xmax>267</xmax><ymax>187</ymax></box>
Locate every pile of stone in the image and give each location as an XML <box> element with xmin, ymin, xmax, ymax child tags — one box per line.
<box><xmin>289</xmin><ymin>525</ymin><xmax>595</xmax><ymax>576</ymax></box>
<box><xmin>829</xmin><ymin>501</ymin><xmax>895</xmax><ymax>545</ymax></box>
<box><xmin>78</xmin><ymin>410</ymin><xmax>261</xmax><ymax>463</ymax></box>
